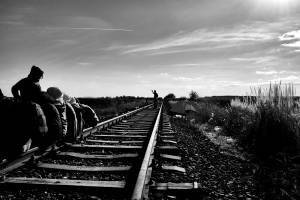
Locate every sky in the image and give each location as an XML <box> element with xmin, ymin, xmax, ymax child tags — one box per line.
<box><xmin>1</xmin><ymin>0</ymin><xmax>300</xmax><ymax>98</ymax></box>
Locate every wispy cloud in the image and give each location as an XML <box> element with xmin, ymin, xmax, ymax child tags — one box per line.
<box><xmin>279</xmin><ymin>30</ymin><xmax>300</xmax><ymax>41</ymax></box>
<box><xmin>230</xmin><ymin>56</ymin><xmax>275</xmax><ymax>64</ymax></box>
<box><xmin>159</xmin><ymin>73</ymin><xmax>170</xmax><ymax>77</ymax></box>
<box><xmin>256</xmin><ymin>70</ymin><xmax>300</xmax><ymax>75</ymax></box>
<box><xmin>0</xmin><ymin>20</ymin><xmax>24</xmax><ymax>25</ymax></box>
<box><xmin>70</xmin><ymin>27</ymin><xmax>132</xmax><ymax>31</ymax></box>
<box><xmin>279</xmin><ymin>30</ymin><xmax>300</xmax><ymax>48</ymax></box>
<box><xmin>172</xmin><ymin>76</ymin><xmax>202</xmax><ymax>81</ymax></box>
<box><xmin>159</xmin><ymin>72</ymin><xmax>202</xmax><ymax>82</ymax></box>
<box><xmin>270</xmin><ymin>75</ymin><xmax>300</xmax><ymax>83</ymax></box>
<box><xmin>120</xmin><ymin>23</ymin><xmax>277</xmax><ymax>55</ymax></box>
<box><xmin>282</xmin><ymin>41</ymin><xmax>300</xmax><ymax>48</ymax></box>
<box><xmin>43</xmin><ymin>27</ymin><xmax>133</xmax><ymax>32</ymax></box>
<box><xmin>256</xmin><ymin>70</ymin><xmax>278</xmax><ymax>75</ymax></box>
<box><xmin>78</xmin><ymin>62</ymin><xmax>92</xmax><ymax>66</ymax></box>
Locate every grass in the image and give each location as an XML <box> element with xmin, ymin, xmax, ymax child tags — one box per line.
<box><xmin>225</xmin><ymin>83</ymin><xmax>300</xmax><ymax>157</ymax></box>
<box><xmin>181</xmin><ymin>82</ymin><xmax>300</xmax><ymax>199</ymax></box>
<box><xmin>78</xmin><ymin>96</ymin><xmax>149</xmax><ymax>121</ymax></box>
<box><xmin>217</xmin><ymin>83</ymin><xmax>300</xmax><ymax>200</ymax></box>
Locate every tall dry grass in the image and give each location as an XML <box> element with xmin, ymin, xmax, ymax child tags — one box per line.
<box><xmin>227</xmin><ymin>83</ymin><xmax>300</xmax><ymax>157</ymax></box>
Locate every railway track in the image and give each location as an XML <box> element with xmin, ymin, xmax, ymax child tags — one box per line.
<box><xmin>0</xmin><ymin>104</ymin><xmax>202</xmax><ymax>199</ymax></box>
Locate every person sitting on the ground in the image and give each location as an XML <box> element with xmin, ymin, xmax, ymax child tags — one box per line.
<box><xmin>80</xmin><ymin>103</ymin><xmax>99</xmax><ymax>128</ymax></box>
<box><xmin>47</xmin><ymin>87</ymin><xmax>68</xmax><ymax>136</ymax></box>
<box><xmin>11</xmin><ymin>66</ymin><xmax>45</xmax><ymax>103</ymax></box>
<box><xmin>63</xmin><ymin>94</ymin><xmax>83</xmax><ymax>137</ymax></box>
<box><xmin>63</xmin><ymin>93</ymin><xmax>98</xmax><ymax>129</ymax></box>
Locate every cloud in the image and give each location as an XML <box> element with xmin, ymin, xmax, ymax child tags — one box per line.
<box><xmin>230</xmin><ymin>56</ymin><xmax>275</xmax><ymax>64</ymax></box>
<box><xmin>43</xmin><ymin>26</ymin><xmax>133</xmax><ymax>32</ymax></box>
<box><xmin>270</xmin><ymin>75</ymin><xmax>300</xmax><ymax>83</ymax></box>
<box><xmin>159</xmin><ymin>72</ymin><xmax>202</xmax><ymax>82</ymax></box>
<box><xmin>55</xmin><ymin>40</ymin><xmax>78</xmax><ymax>45</ymax></box>
<box><xmin>282</xmin><ymin>41</ymin><xmax>300</xmax><ymax>48</ymax></box>
<box><xmin>279</xmin><ymin>30</ymin><xmax>300</xmax><ymax>41</ymax></box>
<box><xmin>159</xmin><ymin>73</ymin><xmax>170</xmax><ymax>77</ymax></box>
<box><xmin>256</xmin><ymin>70</ymin><xmax>300</xmax><ymax>75</ymax></box>
<box><xmin>172</xmin><ymin>76</ymin><xmax>202</xmax><ymax>81</ymax></box>
<box><xmin>256</xmin><ymin>70</ymin><xmax>278</xmax><ymax>75</ymax></box>
<box><xmin>279</xmin><ymin>30</ymin><xmax>300</xmax><ymax>49</ymax></box>
<box><xmin>0</xmin><ymin>20</ymin><xmax>24</xmax><ymax>25</ymax></box>
<box><xmin>69</xmin><ymin>27</ymin><xmax>133</xmax><ymax>31</ymax></box>
<box><xmin>121</xmin><ymin>24</ymin><xmax>276</xmax><ymax>54</ymax></box>
<box><xmin>78</xmin><ymin>62</ymin><xmax>92</xmax><ymax>66</ymax></box>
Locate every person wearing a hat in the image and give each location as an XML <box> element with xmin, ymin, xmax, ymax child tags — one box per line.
<box><xmin>47</xmin><ymin>87</ymin><xmax>68</xmax><ymax>136</ymax></box>
<box><xmin>11</xmin><ymin>66</ymin><xmax>44</xmax><ymax>103</ymax></box>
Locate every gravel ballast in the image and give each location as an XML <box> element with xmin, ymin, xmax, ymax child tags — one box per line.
<box><xmin>168</xmin><ymin>118</ymin><xmax>262</xmax><ymax>199</ymax></box>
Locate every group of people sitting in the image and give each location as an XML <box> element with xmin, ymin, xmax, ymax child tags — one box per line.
<box><xmin>0</xmin><ymin>66</ymin><xmax>99</xmax><ymax>161</ymax></box>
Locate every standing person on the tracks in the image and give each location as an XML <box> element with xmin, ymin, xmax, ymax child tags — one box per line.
<box><xmin>11</xmin><ymin>65</ymin><xmax>45</xmax><ymax>103</ymax></box>
<box><xmin>152</xmin><ymin>90</ymin><xmax>158</xmax><ymax>109</ymax></box>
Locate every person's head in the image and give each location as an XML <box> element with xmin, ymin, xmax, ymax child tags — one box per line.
<box><xmin>47</xmin><ymin>87</ymin><xmax>63</xmax><ymax>103</ymax></box>
<box><xmin>28</xmin><ymin>65</ymin><xmax>44</xmax><ymax>82</ymax></box>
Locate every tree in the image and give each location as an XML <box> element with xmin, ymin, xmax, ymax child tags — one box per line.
<box><xmin>189</xmin><ymin>90</ymin><xmax>199</xmax><ymax>101</ymax></box>
<box><xmin>163</xmin><ymin>93</ymin><xmax>176</xmax><ymax>114</ymax></box>
<box><xmin>164</xmin><ymin>93</ymin><xmax>176</xmax><ymax>100</ymax></box>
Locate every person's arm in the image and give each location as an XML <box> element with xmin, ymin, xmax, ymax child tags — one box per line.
<box><xmin>11</xmin><ymin>79</ymin><xmax>23</xmax><ymax>99</ymax></box>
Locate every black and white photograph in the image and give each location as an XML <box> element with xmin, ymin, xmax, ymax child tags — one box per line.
<box><xmin>0</xmin><ymin>0</ymin><xmax>300</xmax><ymax>199</ymax></box>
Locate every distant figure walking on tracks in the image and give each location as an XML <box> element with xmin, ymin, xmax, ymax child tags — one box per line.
<box><xmin>152</xmin><ymin>90</ymin><xmax>158</xmax><ymax>109</ymax></box>
<box><xmin>11</xmin><ymin>65</ymin><xmax>44</xmax><ymax>103</ymax></box>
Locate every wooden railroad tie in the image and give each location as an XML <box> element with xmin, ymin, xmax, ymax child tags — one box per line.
<box><xmin>150</xmin><ymin>182</ymin><xmax>201</xmax><ymax>190</ymax></box>
<box><xmin>66</xmin><ymin>143</ymin><xmax>143</xmax><ymax>150</ymax></box>
<box><xmin>86</xmin><ymin>139</ymin><xmax>144</xmax><ymax>144</ymax></box>
<box><xmin>37</xmin><ymin>163</ymin><xmax>131</xmax><ymax>172</ymax></box>
<box><xmin>1</xmin><ymin>177</ymin><xmax>125</xmax><ymax>188</ymax></box>
<box><xmin>93</xmin><ymin>134</ymin><xmax>147</xmax><ymax>138</ymax></box>
<box><xmin>57</xmin><ymin>152</ymin><xmax>139</xmax><ymax>159</ymax></box>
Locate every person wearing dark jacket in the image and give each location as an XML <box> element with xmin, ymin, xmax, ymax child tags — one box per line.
<box><xmin>11</xmin><ymin>66</ymin><xmax>44</xmax><ymax>103</ymax></box>
<box><xmin>152</xmin><ymin>90</ymin><xmax>158</xmax><ymax>109</ymax></box>
<box><xmin>81</xmin><ymin>104</ymin><xmax>99</xmax><ymax>128</ymax></box>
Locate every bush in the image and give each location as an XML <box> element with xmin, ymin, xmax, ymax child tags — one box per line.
<box><xmin>189</xmin><ymin>90</ymin><xmax>199</xmax><ymax>101</ymax></box>
<box><xmin>193</xmin><ymin>103</ymin><xmax>211</xmax><ymax>123</ymax></box>
<box><xmin>247</xmin><ymin>103</ymin><xmax>300</xmax><ymax>157</ymax></box>
<box><xmin>223</xmin><ymin>105</ymin><xmax>255</xmax><ymax>138</ymax></box>
<box><xmin>208</xmin><ymin>104</ymin><xmax>227</xmax><ymax>126</ymax></box>
<box><xmin>223</xmin><ymin>83</ymin><xmax>300</xmax><ymax>157</ymax></box>
<box><xmin>193</xmin><ymin>103</ymin><xmax>227</xmax><ymax>126</ymax></box>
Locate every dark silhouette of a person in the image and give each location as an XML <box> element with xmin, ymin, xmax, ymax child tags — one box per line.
<box><xmin>152</xmin><ymin>90</ymin><xmax>158</xmax><ymax>109</ymax></box>
<box><xmin>0</xmin><ymin>89</ymin><xmax>4</xmax><ymax>100</ymax></box>
<box><xmin>11</xmin><ymin>66</ymin><xmax>44</xmax><ymax>103</ymax></box>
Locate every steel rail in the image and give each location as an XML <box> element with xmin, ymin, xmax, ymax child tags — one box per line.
<box><xmin>78</xmin><ymin>104</ymin><xmax>152</xmax><ymax>140</ymax></box>
<box><xmin>131</xmin><ymin>104</ymin><xmax>163</xmax><ymax>200</ymax></box>
<box><xmin>0</xmin><ymin>104</ymin><xmax>152</xmax><ymax>175</ymax></box>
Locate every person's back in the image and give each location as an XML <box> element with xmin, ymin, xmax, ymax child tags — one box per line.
<box><xmin>154</xmin><ymin>91</ymin><xmax>158</xmax><ymax>99</ymax></box>
<box><xmin>152</xmin><ymin>90</ymin><xmax>158</xmax><ymax>109</ymax></box>
<box><xmin>11</xmin><ymin>66</ymin><xmax>44</xmax><ymax>103</ymax></box>
<box><xmin>81</xmin><ymin>104</ymin><xmax>99</xmax><ymax>128</ymax></box>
